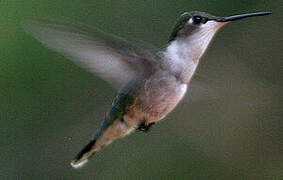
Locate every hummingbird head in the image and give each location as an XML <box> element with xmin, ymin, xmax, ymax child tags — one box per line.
<box><xmin>169</xmin><ymin>11</ymin><xmax>272</xmax><ymax>42</ymax></box>
<box><xmin>164</xmin><ymin>11</ymin><xmax>271</xmax><ymax>83</ymax></box>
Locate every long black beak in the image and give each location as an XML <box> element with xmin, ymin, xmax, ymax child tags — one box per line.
<box><xmin>216</xmin><ymin>12</ymin><xmax>272</xmax><ymax>22</ymax></box>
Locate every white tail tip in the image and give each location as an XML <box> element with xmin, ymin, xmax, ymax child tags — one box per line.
<box><xmin>70</xmin><ymin>159</ymin><xmax>88</xmax><ymax>169</ymax></box>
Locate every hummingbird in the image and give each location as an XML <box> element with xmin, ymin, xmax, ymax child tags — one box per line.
<box><xmin>24</xmin><ymin>11</ymin><xmax>271</xmax><ymax>168</ymax></box>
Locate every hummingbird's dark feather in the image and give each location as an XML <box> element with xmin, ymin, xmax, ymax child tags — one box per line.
<box><xmin>137</xmin><ymin>122</ymin><xmax>155</xmax><ymax>132</ymax></box>
<box><xmin>169</xmin><ymin>12</ymin><xmax>191</xmax><ymax>42</ymax></box>
<box><xmin>23</xmin><ymin>19</ymin><xmax>161</xmax><ymax>89</ymax></box>
<box><xmin>169</xmin><ymin>11</ymin><xmax>219</xmax><ymax>42</ymax></box>
<box><xmin>73</xmin><ymin>139</ymin><xmax>96</xmax><ymax>162</ymax></box>
<box><xmin>71</xmin><ymin>79</ymin><xmax>140</xmax><ymax>167</ymax></box>
<box><xmin>97</xmin><ymin>79</ymin><xmax>140</xmax><ymax>136</ymax></box>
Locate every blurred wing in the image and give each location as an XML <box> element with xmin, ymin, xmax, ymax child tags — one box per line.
<box><xmin>23</xmin><ymin>19</ymin><xmax>160</xmax><ymax>89</ymax></box>
<box><xmin>185</xmin><ymin>75</ymin><xmax>222</xmax><ymax>102</ymax></box>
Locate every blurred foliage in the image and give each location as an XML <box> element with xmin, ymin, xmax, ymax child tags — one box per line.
<box><xmin>0</xmin><ymin>0</ymin><xmax>282</xmax><ymax>179</ymax></box>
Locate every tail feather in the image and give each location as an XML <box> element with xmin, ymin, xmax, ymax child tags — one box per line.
<box><xmin>70</xmin><ymin>140</ymin><xmax>96</xmax><ymax>169</ymax></box>
<box><xmin>70</xmin><ymin>119</ymin><xmax>136</xmax><ymax>169</ymax></box>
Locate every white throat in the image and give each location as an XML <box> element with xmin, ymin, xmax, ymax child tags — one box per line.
<box><xmin>163</xmin><ymin>21</ymin><xmax>220</xmax><ymax>83</ymax></box>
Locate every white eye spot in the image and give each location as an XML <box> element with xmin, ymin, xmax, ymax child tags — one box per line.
<box><xmin>188</xmin><ymin>18</ymin><xmax>194</xmax><ymax>24</ymax></box>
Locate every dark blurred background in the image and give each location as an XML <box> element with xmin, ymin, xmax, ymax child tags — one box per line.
<box><xmin>0</xmin><ymin>0</ymin><xmax>282</xmax><ymax>179</ymax></box>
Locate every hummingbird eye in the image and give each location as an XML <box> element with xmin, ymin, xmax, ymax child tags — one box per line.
<box><xmin>192</xmin><ymin>16</ymin><xmax>203</xmax><ymax>25</ymax></box>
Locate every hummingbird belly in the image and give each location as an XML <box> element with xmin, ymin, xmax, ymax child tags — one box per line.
<box><xmin>124</xmin><ymin>71</ymin><xmax>187</xmax><ymax>125</ymax></box>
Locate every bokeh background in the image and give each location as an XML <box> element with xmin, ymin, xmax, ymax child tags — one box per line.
<box><xmin>0</xmin><ymin>0</ymin><xmax>282</xmax><ymax>179</ymax></box>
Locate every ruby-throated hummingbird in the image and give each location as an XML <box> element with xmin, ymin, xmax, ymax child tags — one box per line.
<box><xmin>24</xmin><ymin>11</ymin><xmax>271</xmax><ymax>168</ymax></box>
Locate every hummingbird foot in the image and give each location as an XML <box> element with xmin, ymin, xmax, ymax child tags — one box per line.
<box><xmin>137</xmin><ymin>122</ymin><xmax>155</xmax><ymax>132</ymax></box>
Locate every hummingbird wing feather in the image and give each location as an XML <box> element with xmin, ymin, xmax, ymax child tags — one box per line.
<box><xmin>71</xmin><ymin>80</ymin><xmax>139</xmax><ymax>168</ymax></box>
<box><xmin>186</xmin><ymin>75</ymin><xmax>221</xmax><ymax>102</ymax></box>
<box><xmin>23</xmin><ymin>19</ymin><xmax>160</xmax><ymax>89</ymax></box>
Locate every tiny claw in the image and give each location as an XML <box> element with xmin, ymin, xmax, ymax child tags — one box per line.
<box><xmin>137</xmin><ymin>122</ymin><xmax>155</xmax><ymax>132</ymax></box>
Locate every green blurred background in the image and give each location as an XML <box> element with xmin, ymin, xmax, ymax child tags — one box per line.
<box><xmin>0</xmin><ymin>0</ymin><xmax>282</xmax><ymax>179</ymax></box>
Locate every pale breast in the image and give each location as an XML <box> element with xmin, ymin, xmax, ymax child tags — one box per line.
<box><xmin>134</xmin><ymin>71</ymin><xmax>187</xmax><ymax>123</ymax></box>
